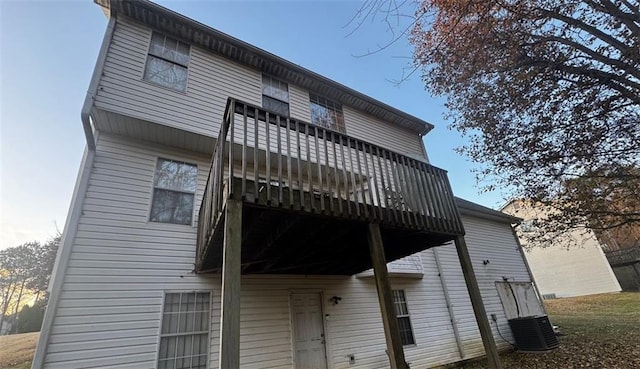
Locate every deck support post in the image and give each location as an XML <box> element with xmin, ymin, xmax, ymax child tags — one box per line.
<box><xmin>367</xmin><ymin>223</ymin><xmax>408</xmax><ymax>369</ymax></box>
<box><xmin>454</xmin><ymin>235</ymin><xmax>503</xmax><ymax>369</ymax></box>
<box><xmin>219</xmin><ymin>199</ymin><xmax>243</xmax><ymax>369</ymax></box>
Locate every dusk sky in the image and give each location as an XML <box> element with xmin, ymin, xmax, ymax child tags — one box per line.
<box><xmin>0</xmin><ymin>0</ymin><xmax>504</xmax><ymax>249</ymax></box>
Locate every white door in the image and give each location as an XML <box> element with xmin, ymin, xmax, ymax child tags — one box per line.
<box><xmin>291</xmin><ymin>293</ymin><xmax>328</xmax><ymax>369</ymax></box>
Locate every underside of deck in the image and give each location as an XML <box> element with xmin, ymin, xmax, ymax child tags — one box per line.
<box><xmin>198</xmin><ymin>178</ymin><xmax>458</xmax><ymax>275</ymax></box>
<box><xmin>199</xmin><ymin>203</ymin><xmax>456</xmax><ymax>275</ymax></box>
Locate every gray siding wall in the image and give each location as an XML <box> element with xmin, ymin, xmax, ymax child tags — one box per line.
<box><xmin>94</xmin><ymin>16</ymin><xmax>426</xmax><ymax>160</ymax></box>
<box><xmin>42</xmin><ymin>134</ymin><xmax>531</xmax><ymax>368</ymax></box>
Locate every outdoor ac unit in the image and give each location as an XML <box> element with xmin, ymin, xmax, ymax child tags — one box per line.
<box><xmin>508</xmin><ymin>315</ymin><xmax>559</xmax><ymax>352</ymax></box>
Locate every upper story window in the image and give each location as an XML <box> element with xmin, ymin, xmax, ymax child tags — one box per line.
<box><xmin>309</xmin><ymin>94</ymin><xmax>346</xmax><ymax>133</ymax></box>
<box><xmin>144</xmin><ymin>32</ymin><xmax>190</xmax><ymax>92</ymax></box>
<box><xmin>392</xmin><ymin>289</ymin><xmax>416</xmax><ymax>346</ymax></box>
<box><xmin>150</xmin><ymin>158</ymin><xmax>198</xmax><ymax>225</ymax></box>
<box><xmin>262</xmin><ymin>75</ymin><xmax>289</xmax><ymax>116</ymax></box>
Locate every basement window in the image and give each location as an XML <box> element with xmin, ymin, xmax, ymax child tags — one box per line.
<box><xmin>262</xmin><ymin>75</ymin><xmax>290</xmax><ymax>116</ymax></box>
<box><xmin>144</xmin><ymin>32</ymin><xmax>190</xmax><ymax>91</ymax></box>
<box><xmin>150</xmin><ymin>158</ymin><xmax>198</xmax><ymax>225</ymax></box>
<box><xmin>392</xmin><ymin>289</ymin><xmax>416</xmax><ymax>346</ymax></box>
<box><xmin>309</xmin><ymin>93</ymin><xmax>346</xmax><ymax>133</ymax></box>
<box><xmin>158</xmin><ymin>292</ymin><xmax>210</xmax><ymax>369</ymax></box>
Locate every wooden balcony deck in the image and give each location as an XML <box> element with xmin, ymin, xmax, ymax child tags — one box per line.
<box><xmin>196</xmin><ymin>99</ymin><xmax>465</xmax><ymax>275</ymax></box>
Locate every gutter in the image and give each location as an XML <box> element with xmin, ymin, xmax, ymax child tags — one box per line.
<box><xmin>31</xmin><ymin>15</ymin><xmax>116</xmax><ymax>369</ymax></box>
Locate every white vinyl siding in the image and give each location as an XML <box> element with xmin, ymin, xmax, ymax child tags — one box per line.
<box><xmin>40</xmin><ymin>133</ymin><xmax>532</xmax><ymax>369</ymax></box>
<box><xmin>343</xmin><ymin>106</ymin><xmax>426</xmax><ymax>160</ymax></box>
<box><xmin>522</xmin><ymin>237</ymin><xmax>620</xmax><ymax>297</ymax></box>
<box><xmin>94</xmin><ymin>17</ymin><xmax>426</xmax><ymax>162</ymax></box>
<box><xmin>95</xmin><ymin>17</ymin><xmax>262</xmax><ymax>139</ymax></box>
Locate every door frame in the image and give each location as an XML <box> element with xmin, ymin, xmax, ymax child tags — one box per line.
<box><xmin>289</xmin><ymin>289</ymin><xmax>331</xmax><ymax>368</ymax></box>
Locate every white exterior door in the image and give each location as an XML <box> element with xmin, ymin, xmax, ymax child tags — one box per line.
<box><xmin>291</xmin><ymin>293</ymin><xmax>328</xmax><ymax>369</ymax></box>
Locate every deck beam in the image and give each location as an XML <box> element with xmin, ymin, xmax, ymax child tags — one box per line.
<box><xmin>367</xmin><ymin>223</ymin><xmax>408</xmax><ymax>369</ymax></box>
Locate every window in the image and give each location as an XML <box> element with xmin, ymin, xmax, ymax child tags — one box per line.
<box><xmin>158</xmin><ymin>292</ymin><xmax>210</xmax><ymax>369</ymax></box>
<box><xmin>262</xmin><ymin>75</ymin><xmax>289</xmax><ymax>116</ymax></box>
<box><xmin>150</xmin><ymin>158</ymin><xmax>198</xmax><ymax>225</ymax></box>
<box><xmin>144</xmin><ymin>32</ymin><xmax>190</xmax><ymax>91</ymax></box>
<box><xmin>309</xmin><ymin>94</ymin><xmax>345</xmax><ymax>133</ymax></box>
<box><xmin>392</xmin><ymin>290</ymin><xmax>415</xmax><ymax>346</ymax></box>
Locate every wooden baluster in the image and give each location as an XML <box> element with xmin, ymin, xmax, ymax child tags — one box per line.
<box><xmin>276</xmin><ymin>115</ymin><xmax>283</xmax><ymax>205</ymax></box>
<box><xmin>286</xmin><ymin>118</ymin><xmax>293</xmax><ymax>208</ymax></box>
<box><xmin>362</xmin><ymin>144</ymin><xmax>376</xmax><ymax>221</ymax></box>
<box><xmin>427</xmin><ymin>165</ymin><xmax>446</xmax><ymax>232</ymax></box>
<box><xmin>242</xmin><ymin>104</ymin><xmax>248</xmax><ymax>200</ymax></box>
<box><xmin>402</xmin><ymin>155</ymin><xmax>420</xmax><ymax>228</ymax></box>
<box><xmin>338</xmin><ymin>134</ymin><xmax>351</xmax><ymax>217</ymax></box>
<box><xmin>443</xmin><ymin>173</ymin><xmax>464</xmax><ymax>234</ymax></box>
<box><xmin>265</xmin><ymin>111</ymin><xmax>272</xmax><ymax>205</ymax></box>
<box><xmin>228</xmin><ymin>100</ymin><xmax>235</xmax><ymax>198</ymax></box>
<box><xmin>296</xmin><ymin>120</ymin><xmax>304</xmax><ymax>210</ymax></box>
<box><xmin>355</xmin><ymin>140</ymin><xmax>369</xmax><ymax>220</ymax></box>
<box><xmin>331</xmin><ymin>132</ymin><xmax>342</xmax><ymax>215</ymax></box>
<box><xmin>346</xmin><ymin>137</ymin><xmax>360</xmax><ymax>218</ymax></box>
<box><xmin>390</xmin><ymin>152</ymin><xmax>406</xmax><ymax>226</ymax></box>
<box><xmin>375</xmin><ymin>147</ymin><xmax>389</xmax><ymax>223</ymax></box>
<box><xmin>436</xmin><ymin>169</ymin><xmax>455</xmax><ymax>232</ymax></box>
<box><xmin>414</xmin><ymin>162</ymin><xmax>433</xmax><ymax>230</ymax></box>
<box><xmin>368</xmin><ymin>144</ymin><xmax>383</xmax><ymax>222</ymax></box>
<box><xmin>381</xmin><ymin>150</ymin><xmax>398</xmax><ymax>225</ymax></box>
<box><xmin>314</xmin><ymin>126</ymin><xmax>324</xmax><ymax>213</ymax></box>
<box><xmin>305</xmin><ymin>124</ymin><xmax>313</xmax><ymax>212</ymax></box>
<box><xmin>253</xmin><ymin>107</ymin><xmax>259</xmax><ymax>202</ymax></box>
<box><xmin>324</xmin><ymin>129</ymin><xmax>333</xmax><ymax>214</ymax></box>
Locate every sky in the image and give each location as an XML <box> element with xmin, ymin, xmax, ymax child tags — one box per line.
<box><xmin>0</xmin><ymin>0</ymin><xmax>505</xmax><ymax>250</ymax></box>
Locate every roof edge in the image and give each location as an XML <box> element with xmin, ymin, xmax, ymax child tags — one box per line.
<box><xmin>456</xmin><ymin>197</ymin><xmax>521</xmax><ymax>225</ymax></box>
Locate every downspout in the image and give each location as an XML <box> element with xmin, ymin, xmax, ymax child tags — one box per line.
<box><xmin>80</xmin><ymin>15</ymin><xmax>117</xmax><ymax>149</ymax></box>
<box><xmin>418</xmin><ymin>132</ymin><xmax>431</xmax><ymax>163</ymax></box>
<box><xmin>31</xmin><ymin>15</ymin><xmax>116</xmax><ymax>369</ymax></box>
<box><xmin>432</xmin><ymin>248</ymin><xmax>466</xmax><ymax>359</ymax></box>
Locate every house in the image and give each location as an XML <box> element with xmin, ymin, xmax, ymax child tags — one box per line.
<box><xmin>502</xmin><ymin>200</ymin><xmax>621</xmax><ymax>298</ymax></box>
<box><xmin>32</xmin><ymin>1</ymin><xmax>548</xmax><ymax>368</ymax></box>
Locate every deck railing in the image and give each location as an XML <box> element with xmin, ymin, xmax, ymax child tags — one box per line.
<box><xmin>197</xmin><ymin>98</ymin><xmax>464</xmax><ymax>261</ymax></box>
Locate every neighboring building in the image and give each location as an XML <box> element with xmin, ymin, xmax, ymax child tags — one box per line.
<box><xmin>502</xmin><ymin>200</ymin><xmax>621</xmax><ymax>298</ymax></box>
<box><xmin>32</xmin><ymin>1</ymin><xmax>546</xmax><ymax>368</ymax></box>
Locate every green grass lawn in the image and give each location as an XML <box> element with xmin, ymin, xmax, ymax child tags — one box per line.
<box><xmin>1</xmin><ymin>293</ymin><xmax>638</xmax><ymax>368</ymax></box>
<box><xmin>460</xmin><ymin>292</ymin><xmax>640</xmax><ymax>369</ymax></box>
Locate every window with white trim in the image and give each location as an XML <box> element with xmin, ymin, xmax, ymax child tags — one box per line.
<box><xmin>262</xmin><ymin>75</ymin><xmax>290</xmax><ymax>116</ymax></box>
<box><xmin>150</xmin><ymin>158</ymin><xmax>198</xmax><ymax>225</ymax></box>
<box><xmin>392</xmin><ymin>289</ymin><xmax>415</xmax><ymax>345</ymax></box>
<box><xmin>309</xmin><ymin>93</ymin><xmax>345</xmax><ymax>133</ymax></box>
<box><xmin>158</xmin><ymin>292</ymin><xmax>210</xmax><ymax>369</ymax></box>
<box><xmin>144</xmin><ymin>32</ymin><xmax>190</xmax><ymax>91</ymax></box>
